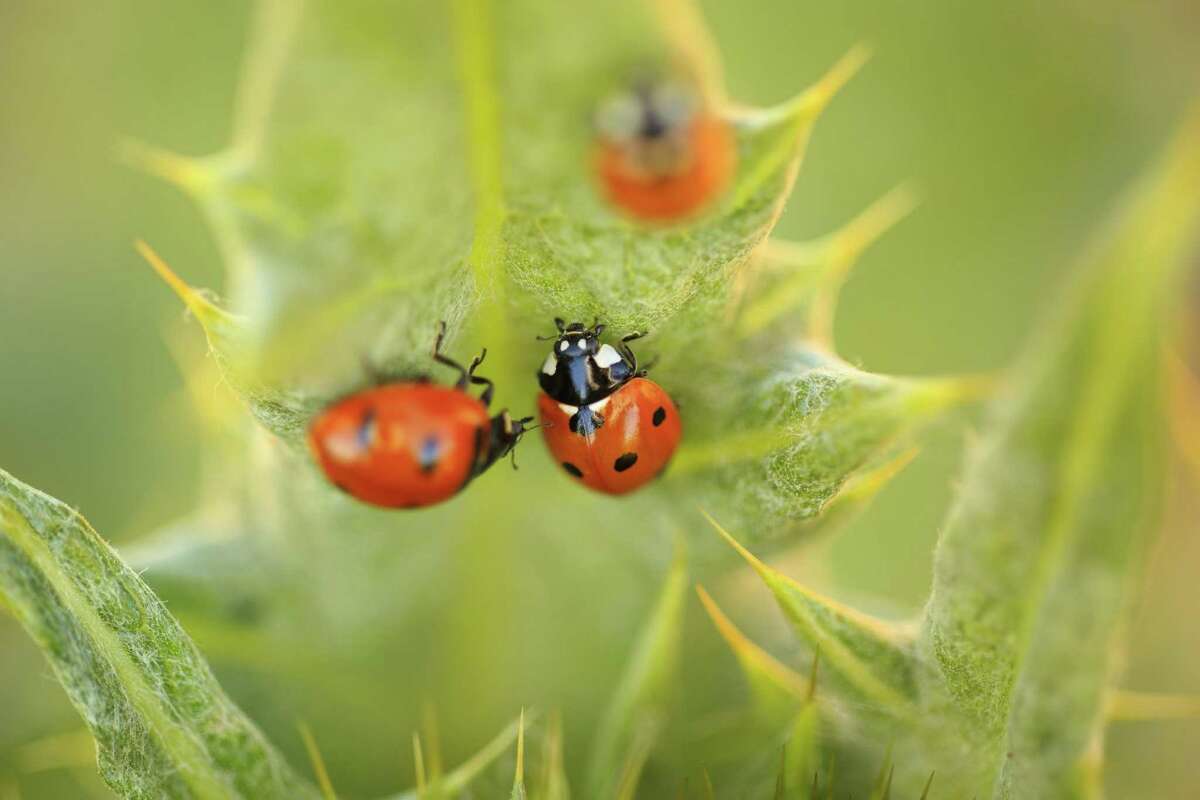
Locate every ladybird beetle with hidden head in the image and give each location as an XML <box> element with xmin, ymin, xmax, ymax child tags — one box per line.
<box><xmin>537</xmin><ymin>319</ymin><xmax>682</xmax><ymax>495</ymax></box>
<box><xmin>308</xmin><ymin>324</ymin><xmax>532</xmax><ymax>509</ymax></box>
<box><xmin>593</xmin><ymin>78</ymin><xmax>735</xmax><ymax>222</ymax></box>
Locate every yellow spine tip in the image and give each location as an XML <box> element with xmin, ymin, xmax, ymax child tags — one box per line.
<box><xmin>134</xmin><ymin>240</ymin><xmax>232</xmax><ymax>335</ymax></box>
<box><xmin>117</xmin><ymin>139</ymin><xmax>209</xmax><ymax>193</ymax></box>
<box><xmin>699</xmin><ymin>509</ymin><xmax>772</xmax><ymax>579</ymax></box>
<box><xmin>514</xmin><ymin>708</ymin><xmax>526</xmax><ymax>784</ymax></box>
<box><xmin>135</xmin><ymin>240</ymin><xmax>193</xmax><ymax>302</ymax></box>
<box><xmin>809</xmin><ymin>42</ymin><xmax>872</xmax><ymax>107</ymax></box>
<box><xmin>412</xmin><ymin>732</ymin><xmax>427</xmax><ymax>792</ymax></box>
<box><xmin>297</xmin><ymin>721</ymin><xmax>338</xmax><ymax>800</ymax></box>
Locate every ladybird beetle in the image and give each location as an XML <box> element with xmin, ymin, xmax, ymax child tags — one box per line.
<box><xmin>536</xmin><ymin>319</ymin><xmax>682</xmax><ymax>494</ymax></box>
<box><xmin>593</xmin><ymin>79</ymin><xmax>735</xmax><ymax>221</ymax></box>
<box><xmin>308</xmin><ymin>324</ymin><xmax>531</xmax><ymax>509</ymax></box>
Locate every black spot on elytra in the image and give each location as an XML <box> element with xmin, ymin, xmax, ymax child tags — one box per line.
<box><xmin>614</xmin><ymin>452</ymin><xmax>638</xmax><ymax>472</ymax></box>
<box><xmin>652</xmin><ymin>406</ymin><xmax>666</xmax><ymax>426</ymax></box>
<box><xmin>418</xmin><ymin>436</ymin><xmax>442</xmax><ymax>474</ymax></box>
<box><xmin>357</xmin><ymin>407</ymin><xmax>377</xmax><ymax>448</ymax></box>
<box><xmin>562</xmin><ymin>462</ymin><xmax>583</xmax><ymax>478</ymax></box>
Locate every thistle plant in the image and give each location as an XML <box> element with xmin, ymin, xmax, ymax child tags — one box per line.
<box><xmin>2</xmin><ymin>1</ymin><xmax>1198</xmax><ymax>798</ymax></box>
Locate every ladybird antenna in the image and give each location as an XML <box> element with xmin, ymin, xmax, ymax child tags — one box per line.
<box><xmin>538</xmin><ymin>318</ymin><xmax>567</xmax><ymax>341</ymax></box>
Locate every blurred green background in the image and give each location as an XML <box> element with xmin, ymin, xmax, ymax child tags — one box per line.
<box><xmin>2</xmin><ymin>1</ymin><xmax>1198</xmax><ymax>797</ymax></box>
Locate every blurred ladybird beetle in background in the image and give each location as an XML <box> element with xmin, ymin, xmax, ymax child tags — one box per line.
<box><xmin>593</xmin><ymin>78</ymin><xmax>735</xmax><ymax>221</ymax></box>
<box><xmin>308</xmin><ymin>324</ymin><xmax>531</xmax><ymax>509</ymax></box>
<box><xmin>537</xmin><ymin>319</ymin><xmax>682</xmax><ymax>494</ymax></box>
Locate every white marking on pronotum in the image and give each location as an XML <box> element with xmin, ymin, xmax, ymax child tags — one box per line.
<box><xmin>589</xmin><ymin>396</ymin><xmax>611</xmax><ymax>413</ymax></box>
<box><xmin>541</xmin><ymin>352</ymin><xmax>558</xmax><ymax>375</ymax></box>
<box><xmin>559</xmin><ymin>340</ymin><xmax>569</xmax><ymax>351</ymax></box>
<box><xmin>558</xmin><ymin>402</ymin><xmax>579</xmax><ymax>416</ymax></box>
<box><xmin>594</xmin><ymin>344</ymin><xmax>622</xmax><ymax>368</ymax></box>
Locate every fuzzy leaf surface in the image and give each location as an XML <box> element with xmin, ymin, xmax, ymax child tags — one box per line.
<box><xmin>918</xmin><ymin>106</ymin><xmax>1200</xmax><ymax>798</ymax></box>
<box><xmin>708</xmin><ymin>513</ymin><xmax>919</xmax><ymax>717</ymax></box>
<box><xmin>587</xmin><ymin>544</ymin><xmax>688</xmax><ymax>799</ymax></box>
<box><xmin>157</xmin><ymin>0</ymin><xmax>863</xmax><ymax>438</ymax></box>
<box><xmin>0</xmin><ymin>468</ymin><xmax>317</xmax><ymax>800</ymax></box>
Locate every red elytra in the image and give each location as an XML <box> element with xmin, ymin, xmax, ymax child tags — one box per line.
<box><xmin>308</xmin><ymin>384</ymin><xmax>491</xmax><ymax>509</ymax></box>
<box><xmin>539</xmin><ymin>377</ymin><xmax>682</xmax><ymax>495</ymax></box>
<box><xmin>308</xmin><ymin>327</ymin><xmax>529</xmax><ymax>510</ymax></box>
<box><xmin>595</xmin><ymin>113</ymin><xmax>735</xmax><ymax>222</ymax></box>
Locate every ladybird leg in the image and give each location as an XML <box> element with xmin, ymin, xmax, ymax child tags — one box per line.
<box><xmin>472</xmin><ymin>378</ymin><xmax>495</xmax><ymax>406</ymax></box>
<box><xmin>620</xmin><ymin>332</ymin><xmax>653</xmax><ymax>376</ymax></box>
<box><xmin>432</xmin><ymin>322</ymin><xmax>470</xmax><ymax>387</ymax></box>
<box><xmin>617</xmin><ymin>338</ymin><xmax>640</xmax><ymax>375</ymax></box>
<box><xmin>466</xmin><ymin>350</ymin><xmax>494</xmax><ymax>404</ymax></box>
<box><xmin>466</xmin><ymin>348</ymin><xmax>487</xmax><ymax>376</ymax></box>
<box><xmin>467</xmin><ymin>351</ymin><xmax>496</xmax><ymax>407</ymax></box>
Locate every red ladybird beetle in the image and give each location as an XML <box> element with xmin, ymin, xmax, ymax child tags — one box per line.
<box><xmin>308</xmin><ymin>324</ymin><xmax>531</xmax><ymax>509</ymax></box>
<box><xmin>536</xmin><ymin>319</ymin><xmax>682</xmax><ymax>495</ymax></box>
<box><xmin>593</xmin><ymin>79</ymin><xmax>735</xmax><ymax>222</ymax></box>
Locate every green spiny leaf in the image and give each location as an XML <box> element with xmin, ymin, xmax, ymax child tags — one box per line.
<box><xmin>673</xmin><ymin>360</ymin><xmax>979</xmax><ymax>543</ymax></box>
<box><xmin>0</xmin><ymin>467</ymin><xmax>318</xmax><ymax>800</ymax></box>
<box><xmin>734</xmin><ymin>185</ymin><xmax>917</xmax><ymax>344</ymax></box>
<box><xmin>387</xmin><ymin>715</ymin><xmax>524</xmax><ymax>800</ymax></box>
<box><xmin>917</xmin><ymin>104</ymin><xmax>1200</xmax><ymax>798</ymax></box>
<box><xmin>1106</xmin><ymin>690</ymin><xmax>1200</xmax><ymax>722</ymax></box>
<box><xmin>531</xmin><ymin>712</ymin><xmax>570</xmax><ymax>800</ymax></box>
<box><xmin>505</xmin><ymin>44</ymin><xmax>868</xmax><ymax>335</ymax></box>
<box><xmin>137</xmin><ymin>241</ymin><xmax>315</xmax><ymax>441</ymax></box>
<box><xmin>588</xmin><ymin>540</ymin><xmax>688</xmax><ymax>799</ymax></box>
<box><xmin>773</xmin><ymin>748</ymin><xmax>787</xmax><ymax>799</ymax></box>
<box><xmin>140</xmin><ymin>0</ymin><xmax>868</xmax><ymax>446</ymax></box>
<box><xmin>510</xmin><ymin>710</ymin><xmax>527</xmax><ymax>800</ymax></box>
<box><xmin>784</xmin><ymin>704</ymin><xmax>821</xmax><ymax>800</ymax></box>
<box><xmin>695</xmin><ymin>585</ymin><xmax>808</xmax><ymax>726</ymax></box>
<box><xmin>298</xmin><ymin>723</ymin><xmax>338</xmax><ymax>800</ymax></box>
<box><xmin>706</xmin><ymin>511</ymin><xmax>919</xmax><ymax>716</ymax></box>
<box><xmin>918</xmin><ymin>771</ymin><xmax>936</xmax><ymax>800</ymax></box>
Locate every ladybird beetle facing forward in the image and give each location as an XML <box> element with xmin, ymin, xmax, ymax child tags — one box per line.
<box><xmin>594</xmin><ymin>79</ymin><xmax>735</xmax><ymax>222</ymax></box>
<box><xmin>537</xmin><ymin>319</ymin><xmax>682</xmax><ymax>495</ymax></box>
<box><xmin>308</xmin><ymin>325</ymin><xmax>531</xmax><ymax>509</ymax></box>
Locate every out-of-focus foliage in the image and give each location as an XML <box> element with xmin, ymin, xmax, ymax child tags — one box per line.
<box><xmin>702</xmin><ymin>107</ymin><xmax>1200</xmax><ymax>796</ymax></box>
<box><xmin>2</xmin><ymin>0</ymin><xmax>1198</xmax><ymax>798</ymax></box>
<box><xmin>0</xmin><ymin>469</ymin><xmax>317</xmax><ymax>799</ymax></box>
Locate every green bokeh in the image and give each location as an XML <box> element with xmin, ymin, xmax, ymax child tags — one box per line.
<box><xmin>1</xmin><ymin>1</ymin><xmax>1197</xmax><ymax>797</ymax></box>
